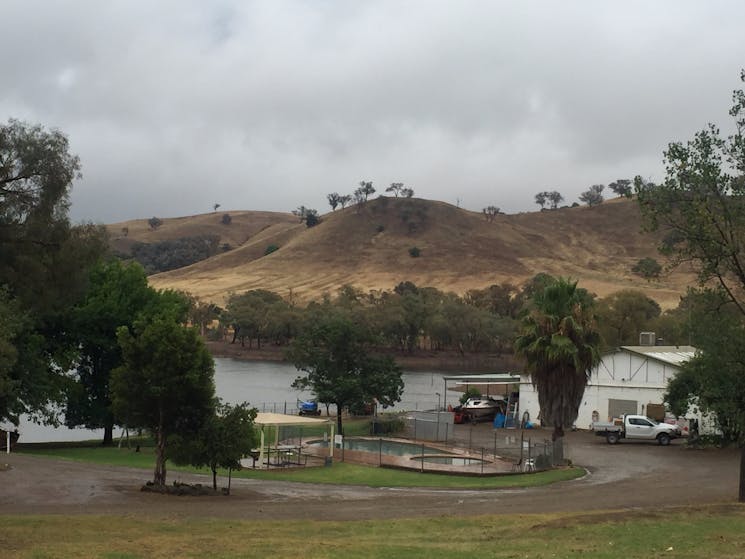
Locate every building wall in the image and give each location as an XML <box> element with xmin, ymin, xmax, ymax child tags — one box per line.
<box><xmin>518</xmin><ymin>348</ymin><xmax>676</xmax><ymax>429</ymax></box>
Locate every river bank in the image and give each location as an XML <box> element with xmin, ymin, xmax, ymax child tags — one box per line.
<box><xmin>205</xmin><ymin>341</ymin><xmax>520</xmax><ymax>373</ymax></box>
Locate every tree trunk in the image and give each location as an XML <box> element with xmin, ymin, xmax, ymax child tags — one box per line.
<box><xmin>227</xmin><ymin>468</ymin><xmax>232</xmax><ymax>495</ymax></box>
<box><xmin>552</xmin><ymin>436</ymin><xmax>565</xmax><ymax>466</ymax></box>
<box><xmin>336</xmin><ymin>406</ymin><xmax>344</xmax><ymax>436</ymax></box>
<box><xmin>154</xmin><ymin>428</ymin><xmax>167</xmax><ymax>487</ymax></box>
<box><xmin>552</xmin><ymin>426</ymin><xmax>565</xmax><ymax>465</ymax></box>
<box><xmin>212</xmin><ymin>467</ymin><xmax>217</xmax><ymax>491</ymax></box>
<box><xmin>739</xmin><ymin>445</ymin><xmax>745</xmax><ymax>503</ymax></box>
<box><xmin>552</xmin><ymin>425</ymin><xmax>564</xmax><ymax>441</ymax></box>
<box><xmin>102</xmin><ymin>423</ymin><xmax>114</xmax><ymax>446</ymax></box>
<box><xmin>153</xmin><ymin>409</ymin><xmax>167</xmax><ymax>487</ymax></box>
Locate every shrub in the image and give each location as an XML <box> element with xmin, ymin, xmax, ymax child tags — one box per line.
<box><xmin>460</xmin><ymin>387</ymin><xmax>481</xmax><ymax>405</ymax></box>
<box><xmin>632</xmin><ymin>257</ymin><xmax>662</xmax><ymax>279</ymax></box>
<box><xmin>408</xmin><ymin>246</ymin><xmax>421</xmax><ymax>258</ymax></box>
<box><xmin>221</xmin><ymin>213</ymin><xmax>232</xmax><ymax>225</ymax></box>
<box><xmin>264</xmin><ymin>244</ymin><xmax>279</xmax><ymax>255</ymax></box>
<box><xmin>376</xmin><ymin>224</ymin><xmax>385</xmax><ymax>233</ymax></box>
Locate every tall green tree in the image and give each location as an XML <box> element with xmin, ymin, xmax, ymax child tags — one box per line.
<box><xmin>111</xmin><ymin>314</ymin><xmax>215</xmax><ymax>487</ymax></box>
<box><xmin>514</xmin><ymin>277</ymin><xmax>601</xmax><ymax>444</ymax></box>
<box><xmin>0</xmin><ymin>119</ymin><xmax>108</xmax><ymax>426</ymax></box>
<box><xmin>665</xmin><ymin>289</ymin><xmax>745</xmax><ymax>442</ymax></box>
<box><xmin>66</xmin><ymin>260</ymin><xmax>156</xmax><ymax>445</ymax></box>
<box><xmin>224</xmin><ymin>289</ymin><xmax>286</xmax><ymax>348</ymax></box>
<box><xmin>288</xmin><ymin>307</ymin><xmax>403</xmax><ymax>435</ymax></box>
<box><xmin>636</xmin><ymin>70</ymin><xmax>745</xmax><ymax>501</ymax></box>
<box><xmin>170</xmin><ymin>401</ymin><xmax>258</xmax><ymax>493</ymax></box>
<box><xmin>596</xmin><ymin>289</ymin><xmax>661</xmax><ymax>348</ymax></box>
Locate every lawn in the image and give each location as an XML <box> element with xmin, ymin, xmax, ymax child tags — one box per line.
<box><xmin>4</xmin><ymin>505</ymin><xmax>745</xmax><ymax>558</ymax></box>
<box><xmin>20</xmin><ymin>443</ymin><xmax>583</xmax><ymax>489</ymax></box>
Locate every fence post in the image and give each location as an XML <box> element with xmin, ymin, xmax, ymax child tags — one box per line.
<box><xmin>421</xmin><ymin>443</ymin><xmax>425</xmax><ymax>473</ymax></box>
<box><xmin>481</xmin><ymin>447</ymin><xmax>484</xmax><ymax>475</ymax></box>
<box><xmin>379</xmin><ymin>438</ymin><xmax>382</xmax><ymax>467</ymax></box>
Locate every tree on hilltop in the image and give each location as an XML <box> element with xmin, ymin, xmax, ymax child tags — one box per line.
<box><xmin>535</xmin><ymin>191</ymin><xmax>548</xmax><ymax>209</ymax></box>
<box><xmin>608</xmin><ymin>179</ymin><xmax>632</xmax><ymax>198</ymax></box>
<box><xmin>386</xmin><ymin>182</ymin><xmax>404</xmax><ymax>197</ymax></box>
<box><xmin>327</xmin><ymin>192</ymin><xmax>341</xmax><ymax>211</ymax></box>
<box><xmin>482</xmin><ymin>205</ymin><xmax>500</xmax><ymax>222</ymax></box>
<box><xmin>547</xmin><ymin>191</ymin><xmax>564</xmax><ymax>209</ymax></box>
<box><xmin>579</xmin><ymin>184</ymin><xmax>605</xmax><ymax>206</ymax></box>
<box><xmin>338</xmin><ymin>194</ymin><xmax>352</xmax><ymax>209</ymax></box>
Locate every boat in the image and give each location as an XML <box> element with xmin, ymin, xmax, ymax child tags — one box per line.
<box><xmin>461</xmin><ymin>397</ymin><xmax>505</xmax><ymax>421</ymax></box>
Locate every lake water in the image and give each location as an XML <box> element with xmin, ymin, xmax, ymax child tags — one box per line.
<box><xmin>15</xmin><ymin>358</ymin><xmax>458</xmax><ymax>443</ymax></box>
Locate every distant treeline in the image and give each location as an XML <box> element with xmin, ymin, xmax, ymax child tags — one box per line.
<box><xmin>189</xmin><ymin>275</ymin><xmax>698</xmax><ymax>356</ymax></box>
<box><xmin>123</xmin><ymin>235</ymin><xmax>221</xmax><ymax>274</ymax></box>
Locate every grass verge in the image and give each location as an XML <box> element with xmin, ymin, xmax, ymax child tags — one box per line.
<box><xmin>3</xmin><ymin>505</ymin><xmax>745</xmax><ymax>558</ymax></box>
<box><xmin>19</xmin><ymin>444</ymin><xmax>583</xmax><ymax>488</ymax></box>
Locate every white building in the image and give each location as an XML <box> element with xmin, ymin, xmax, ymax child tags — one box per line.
<box><xmin>519</xmin><ymin>345</ymin><xmax>696</xmax><ymax>429</ymax></box>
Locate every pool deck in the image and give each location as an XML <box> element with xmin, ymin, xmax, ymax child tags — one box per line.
<box><xmin>300</xmin><ymin>436</ymin><xmax>515</xmax><ymax>475</ymax></box>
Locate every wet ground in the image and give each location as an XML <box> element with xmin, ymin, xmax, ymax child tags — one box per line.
<box><xmin>0</xmin><ymin>425</ymin><xmax>739</xmax><ymax>520</ymax></box>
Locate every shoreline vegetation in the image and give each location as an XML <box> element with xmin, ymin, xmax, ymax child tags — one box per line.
<box><xmin>205</xmin><ymin>340</ymin><xmax>520</xmax><ymax>373</ymax></box>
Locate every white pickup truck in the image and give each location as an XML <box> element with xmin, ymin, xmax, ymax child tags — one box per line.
<box><xmin>592</xmin><ymin>414</ymin><xmax>682</xmax><ymax>446</ymax></box>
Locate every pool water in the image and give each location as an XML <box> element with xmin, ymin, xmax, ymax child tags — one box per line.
<box><xmin>307</xmin><ymin>438</ymin><xmax>450</xmax><ymax>456</ymax></box>
<box><xmin>410</xmin><ymin>455</ymin><xmax>487</xmax><ymax>466</ymax></box>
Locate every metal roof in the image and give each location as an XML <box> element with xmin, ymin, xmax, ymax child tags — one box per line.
<box><xmin>620</xmin><ymin>345</ymin><xmax>697</xmax><ymax>366</ymax></box>
<box><xmin>442</xmin><ymin>373</ymin><xmax>522</xmax><ymax>385</ymax></box>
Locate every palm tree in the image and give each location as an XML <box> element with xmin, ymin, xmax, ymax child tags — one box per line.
<box><xmin>514</xmin><ymin>277</ymin><xmax>601</xmax><ymax>443</ymax></box>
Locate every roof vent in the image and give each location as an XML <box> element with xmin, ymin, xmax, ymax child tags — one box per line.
<box><xmin>639</xmin><ymin>332</ymin><xmax>656</xmax><ymax>346</ymax></box>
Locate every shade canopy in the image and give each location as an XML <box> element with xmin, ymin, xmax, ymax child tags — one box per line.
<box><xmin>254</xmin><ymin>412</ymin><xmax>332</xmax><ymax>427</ymax></box>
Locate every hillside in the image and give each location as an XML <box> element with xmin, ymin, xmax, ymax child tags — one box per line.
<box><xmin>107</xmin><ymin>210</ymin><xmax>299</xmax><ymax>255</ymax></box>
<box><xmin>143</xmin><ymin>197</ymin><xmax>696</xmax><ymax>309</ymax></box>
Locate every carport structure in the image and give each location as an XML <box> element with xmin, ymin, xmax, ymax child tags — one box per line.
<box><xmin>254</xmin><ymin>412</ymin><xmax>334</xmax><ymax>467</ymax></box>
<box><xmin>442</xmin><ymin>373</ymin><xmax>522</xmax><ymax>403</ymax></box>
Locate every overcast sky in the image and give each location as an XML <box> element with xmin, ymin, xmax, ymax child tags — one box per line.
<box><xmin>2</xmin><ymin>1</ymin><xmax>743</xmax><ymax>223</ymax></box>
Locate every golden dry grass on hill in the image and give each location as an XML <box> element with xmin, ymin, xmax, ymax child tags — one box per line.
<box><xmin>132</xmin><ymin>196</ymin><xmax>697</xmax><ymax>309</ymax></box>
<box><xmin>107</xmin><ymin>210</ymin><xmax>299</xmax><ymax>255</ymax></box>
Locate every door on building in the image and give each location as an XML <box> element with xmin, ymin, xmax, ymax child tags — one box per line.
<box><xmin>608</xmin><ymin>399</ymin><xmax>638</xmax><ymax>421</ymax></box>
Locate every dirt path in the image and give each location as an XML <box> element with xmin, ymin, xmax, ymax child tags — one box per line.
<box><xmin>1</xmin><ymin>429</ymin><xmax>739</xmax><ymax>520</ymax></box>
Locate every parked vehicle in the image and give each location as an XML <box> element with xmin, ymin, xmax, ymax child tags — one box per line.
<box><xmin>297</xmin><ymin>400</ymin><xmax>321</xmax><ymax>416</ymax></box>
<box><xmin>592</xmin><ymin>414</ymin><xmax>682</xmax><ymax>445</ymax></box>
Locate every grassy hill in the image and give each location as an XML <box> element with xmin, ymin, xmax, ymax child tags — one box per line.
<box><xmin>107</xmin><ymin>210</ymin><xmax>299</xmax><ymax>255</ymax></box>
<box><xmin>135</xmin><ymin>196</ymin><xmax>695</xmax><ymax>308</ymax></box>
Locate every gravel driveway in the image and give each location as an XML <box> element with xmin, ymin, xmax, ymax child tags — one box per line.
<box><xmin>1</xmin><ymin>426</ymin><xmax>739</xmax><ymax>520</ymax></box>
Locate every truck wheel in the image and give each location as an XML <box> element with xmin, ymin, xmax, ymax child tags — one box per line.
<box><xmin>657</xmin><ymin>433</ymin><xmax>671</xmax><ymax>446</ymax></box>
<box><xmin>606</xmin><ymin>432</ymin><xmax>620</xmax><ymax>444</ymax></box>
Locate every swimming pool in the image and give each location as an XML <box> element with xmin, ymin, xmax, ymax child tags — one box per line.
<box><xmin>307</xmin><ymin>438</ymin><xmax>451</xmax><ymax>457</ymax></box>
<box><xmin>410</xmin><ymin>455</ymin><xmax>488</xmax><ymax>466</ymax></box>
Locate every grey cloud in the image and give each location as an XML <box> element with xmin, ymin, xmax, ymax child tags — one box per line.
<box><xmin>1</xmin><ymin>1</ymin><xmax>743</xmax><ymax>222</ymax></box>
